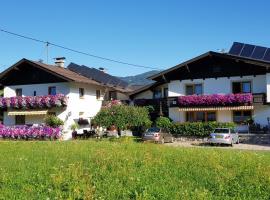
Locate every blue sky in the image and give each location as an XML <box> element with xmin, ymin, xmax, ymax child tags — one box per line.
<box><xmin>1</xmin><ymin>0</ymin><xmax>270</xmax><ymax>76</ymax></box>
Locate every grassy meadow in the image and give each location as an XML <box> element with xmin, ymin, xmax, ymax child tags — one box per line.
<box><xmin>0</xmin><ymin>138</ymin><xmax>269</xmax><ymax>199</ymax></box>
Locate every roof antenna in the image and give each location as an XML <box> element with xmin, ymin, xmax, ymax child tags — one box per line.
<box><xmin>46</xmin><ymin>41</ymin><xmax>50</xmax><ymax>64</ymax></box>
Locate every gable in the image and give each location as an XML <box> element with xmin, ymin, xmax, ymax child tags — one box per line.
<box><xmin>0</xmin><ymin>60</ymin><xmax>68</xmax><ymax>86</ymax></box>
<box><xmin>152</xmin><ymin>52</ymin><xmax>270</xmax><ymax>82</ymax></box>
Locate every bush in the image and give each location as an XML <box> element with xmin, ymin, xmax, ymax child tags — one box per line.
<box><xmin>93</xmin><ymin>105</ymin><xmax>152</xmax><ymax>132</ymax></box>
<box><xmin>156</xmin><ymin>117</ymin><xmax>172</xmax><ymax>131</ymax></box>
<box><xmin>169</xmin><ymin>121</ymin><xmax>236</xmax><ymax>137</ymax></box>
<box><xmin>44</xmin><ymin>115</ymin><xmax>64</xmax><ymax>127</ymax></box>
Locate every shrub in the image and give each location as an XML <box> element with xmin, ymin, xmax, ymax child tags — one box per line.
<box><xmin>156</xmin><ymin>117</ymin><xmax>172</xmax><ymax>131</ymax></box>
<box><xmin>170</xmin><ymin>121</ymin><xmax>236</xmax><ymax>137</ymax></box>
<box><xmin>70</xmin><ymin>123</ymin><xmax>79</xmax><ymax>131</ymax></box>
<box><xmin>93</xmin><ymin>105</ymin><xmax>152</xmax><ymax>132</ymax></box>
<box><xmin>44</xmin><ymin>115</ymin><xmax>64</xmax><ymax>127</ymax></box>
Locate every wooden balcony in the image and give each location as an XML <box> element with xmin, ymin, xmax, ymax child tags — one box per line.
<box><xmin>168</xmin><ymin>93</ymin><xmax>267</xmax><ymax>108</ymax></box>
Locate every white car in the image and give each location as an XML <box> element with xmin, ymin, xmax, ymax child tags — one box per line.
<box><xmin>209</xmin><ymin>128</ymin><xmax>239</xmax><ymax>146</ymax></box>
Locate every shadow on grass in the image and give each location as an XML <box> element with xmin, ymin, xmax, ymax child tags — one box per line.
<box><xmin>192</xmin><ymin>142</ymin><xmax>233</xmax><ymax>148</ymax></box>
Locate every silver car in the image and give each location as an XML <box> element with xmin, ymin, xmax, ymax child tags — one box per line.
<box><xmin>209</xmin><ymin>128</ymin><xmax>239</xmax><ymax>146</ymax></box>
<box><xmin>142</xmin><ymin>127</ymin><xmax>174</xmax><ymax>144</ymax></box>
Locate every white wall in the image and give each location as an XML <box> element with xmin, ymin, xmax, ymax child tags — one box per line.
<box><xmin>133</xmin><ymin>83</ymin><xmax>168</xmax><ymax>99</ymax></box>
<box><xmin>253</xmin><ymin>104</ymin><xmax>270</xmax><ymax>126</ymax></box>
<box><xmin>4</xmin><ymin>82</ymin><xmax>70</xmax><ymax>97</ymax></box>
<box><xmin>168</xmin><ymin>75</ymin><xmax>268</xmax><ymax>125</ymax></box>
<box><xmin>3</xmin><ymin>82</ymin><xmax>106</xmax><ymax>137</ymax></box>
<box><xmin>266</xmin><ymin>73</ymin><xmax>270</xmax><ymax>102</ymax></box>
<box><xmin>116</xmin><ymin>92</ymin><xmax>129</xmax><ymax>100</ymax></box>
<box><xmin>3</xmin><ymin>82</ymin><xmax>71</xmax><ymax>126</ymax></box>
<box><xmin>217</xmin><ymin>111</ymin><xmax>232</xmax><ymax>122</ymax></box>
<box><xmin>133</xmin><ymin>90</ymin><xmax>153</xmax><ymax>99</ymax></box>
<box><xmin>168</xmin><ymin>75</ymin><xmax>266</xmax><ymax>96</ymax></box>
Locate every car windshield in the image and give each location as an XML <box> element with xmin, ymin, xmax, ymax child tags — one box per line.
<box><xmin>214</xmin><ymin>128</ymin><xmax>229</xmax><ymax>133</ymax></box>
<box><xmin>147</xmin><ymin>127</ymin><xmax>160</xmax><ymax>133</ymax></box>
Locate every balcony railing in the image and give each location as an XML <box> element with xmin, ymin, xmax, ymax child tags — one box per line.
<box><xmin>0</xmin><ymin>94</ymin><xmax>68</xmax><ymax>109</ymax></box>
<box><xmin>168</xmin><ymin>93</ymin><xmax>261</xmax><ymax>108</ymax></box>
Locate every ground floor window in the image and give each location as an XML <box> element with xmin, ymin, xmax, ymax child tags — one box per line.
<box><xmin>233</xmin><ymin>110</ymin><xmax>252</xmax><ymax>124</ymax></box>
<box><xmin>186</xmin><ymin>111</ymin><xmax>216</xmax><ymax>122</ymax></box>
<box><xmin>15</xmin><ymin>115</ymin><xmax>25</xmax><ymax>125</ymax></box>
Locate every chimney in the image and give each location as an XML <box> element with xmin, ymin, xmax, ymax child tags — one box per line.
<box><xmin>99</xmin><ymin>67</ymin><xmax>107</xmax><ymax>73</ymax></box>
<box><xmin>54</xmin><ymin>57</ymin><xmax>66</xmax><ymax>67</ymax></box>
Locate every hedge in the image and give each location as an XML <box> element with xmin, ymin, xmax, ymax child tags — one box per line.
<box><xmin>169</xmin><ymin>121</ymin><xmax>236</xmax><ymax>137</ymax></box>
<box><xmin>155</xmin><ymin>117</ymin><xmax>236</xmax><ymax>137</ymax></box>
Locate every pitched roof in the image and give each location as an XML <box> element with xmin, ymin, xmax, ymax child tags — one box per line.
<box><xmin>29</xmin><ymin>60</ymin><xmax>103</xmax><ymax>86</ymax></box>
<box><xmin>67</xmin><ymin>62</ymin><xmax>132</xmax><ymax>92</ymax></box>
<box><xmin>148</xmin><ymin>51</ymin><xmax>270</xmax><ymax>81</ymax></box>
<box><xmin>0</xmin><ymin>59</ymin><xmax>132</xmax><ymax>92</ymax></box>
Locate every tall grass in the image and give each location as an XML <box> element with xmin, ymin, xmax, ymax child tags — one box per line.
<box><xmin>0</xmin><ymin>140</ymin><xmax>269</xmax><ymax>199</ymax></box>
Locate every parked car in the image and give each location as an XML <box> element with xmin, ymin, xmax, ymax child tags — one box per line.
<box><xmin>142</xmin><ymin>127</ymin><xmax>174</xmax><ymax>144</ymax></box>
<box><xmin>209</xmin><ymin>128</ymin><xmax>239</xmax><ymax>146</ymax></box>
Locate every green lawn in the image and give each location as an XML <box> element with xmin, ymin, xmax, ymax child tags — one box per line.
<box><xmin>0</xmin><ymin>139</ymin><xmax>269</xmax><ymax>199</ymax></box>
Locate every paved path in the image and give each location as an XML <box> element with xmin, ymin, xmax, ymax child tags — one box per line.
<box><xmin>165</xmin><ymin>141</ymin><xmax>270</xmax><ymax>151</ymax></box>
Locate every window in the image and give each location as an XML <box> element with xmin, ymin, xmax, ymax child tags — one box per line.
<box><xmin>33</xmin><ymin>91</ymin><xmax>37</xmax><ymax>96</ymax></box>
<box><xmin>48</xmin><ymin>86</ymin><xmax>56</xmax><ymax>95</ymax></box>
<box><xmin>153</xmin><ymin>89</ymin><xmax>162</xmax><ymax>99</ymax></box>
<box><xmin>79</xmin><ymin>88</ymin><xmax>85</xmax><ymax>98</ymax></box>
<box><xmin>186</xmin><ymin>84</ymin><xmax>203</xmax><ymax>95</ymax></box>
<box><xmin>232</xmin><ymin>81</ymin><xmax>251</xmax><ymax>93</ymax></box>
<box><xmin>79</xmin><ymin>112</ymin><xmax>84</xmax><ymax>116</ymax></box>
<box><xmin>15</xmin><ymin>115</ymin><xmax>25</xmax><ymax>125</ymax></box>
<box><xmin>96</xmin><ymin>90</ymin><xmax>101</xmax><ymax>100</ymax></box>
<box><xmin>186</xmin><ymin>112</ymin><xmax>216</xmax><ymax>122</ymax></box>
<box><xmin>163</xmin><ymin>88</ymin><xmax>168</xmax><ymax>98</ymax></box>
<box><xmin>109</xmin><ymin>91</ymin><xmax>117</xmax><ymax>100</ymax></box>
<box><xmin>15</xmin><ymin>88</ymin><xmax>22</xmax><ymax>97</ymax></box>
<box><xmin>233</xmin><ymin>110</ymin><xmax>252</xmax><ymax>124</ymax></box>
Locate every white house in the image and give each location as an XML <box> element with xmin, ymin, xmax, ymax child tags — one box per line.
<box><xmin>131</xmin><ymin>42</ymin><xmax>270</xmax><ymax>132</ymax></box>
<box><xmin>0</xmin><ymin>58</ymin><xmax>131</xmax><ymax>139</ymax></box>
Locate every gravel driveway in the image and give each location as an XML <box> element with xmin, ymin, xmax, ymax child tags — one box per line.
<box><xmin>165</xmin><ymin>141</ymin><xmax>270</xmax><ymax>151</ymax></box>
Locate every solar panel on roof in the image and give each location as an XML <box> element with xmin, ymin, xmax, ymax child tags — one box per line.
<box><xmin>228</xmin><ymin>42</ymin><xmax>244</xmax><ymax>55</ymax></box>
<box><xmin>240</xmin><ymin>44</ymin><xmax>255</xmax><ymax>57</ymax></box>
<box><xmin>67</xmin><ymin>63</ymin><xmax>129</xmax><ymax>88</ymax></box>
<box><xmin>228</xmin><ymin>42</ymin><xmax>270</xmax><ymax>63</ymax></box>
<box><xmin>263</xmin><ymin>49</ymin><xmax>270</xmax><ymax>62</ymax></box>
<box><xmin>251</xmin><ymin>46</ymin><xmax>267</xmax><ymax>60</ymax></box>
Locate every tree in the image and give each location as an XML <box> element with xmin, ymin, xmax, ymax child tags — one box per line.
<box><xmin>93</xmin><ymin>105</ymin><xmax>152</xmax><ymax>134</ymax></box>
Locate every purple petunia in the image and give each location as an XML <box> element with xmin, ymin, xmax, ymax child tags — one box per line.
<box><xmin>0</xmin><ymin>125</ymin><xmax>62</xmax><ymax>139</ymax></box>
<box><xmin>0</xmin><ymin>94</ymin><xmax>68</xmax><ymax>109</ymax></box>
<box><xmin>178</xmin><ymin>93</ymin><xmax>252</xmax><ymax>107</ymax></box>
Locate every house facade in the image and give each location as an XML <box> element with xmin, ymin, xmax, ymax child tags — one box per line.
<box><xmin>0</xmin><ymin>58</ymin><xmax>131</xmax><ymax>139</ymax></box>
<box><xmin>131</xmin><ymin>43</ymin><xmax>270</xmax><ymax>132</ymax></box>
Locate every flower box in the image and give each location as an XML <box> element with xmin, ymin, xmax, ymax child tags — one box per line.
<box><xmin>0</xmin><ymin>94</ymin><xmax>68</xmax><ymax>109</ymax></box>
<box><xmin>0</xmin><ymin>125</ymin><xmax>62</xmax><ymax>140</ymax></box>
<box><xmin>178</xmin><ymin>93</ymin><xmax>252</xmax><ymax>107</ymax></box>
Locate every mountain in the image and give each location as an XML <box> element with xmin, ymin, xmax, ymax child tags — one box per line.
<box><xmin>118</xmin><ymin>70</ymin><xmax>160</xmax><ymax>86</ymax></box>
